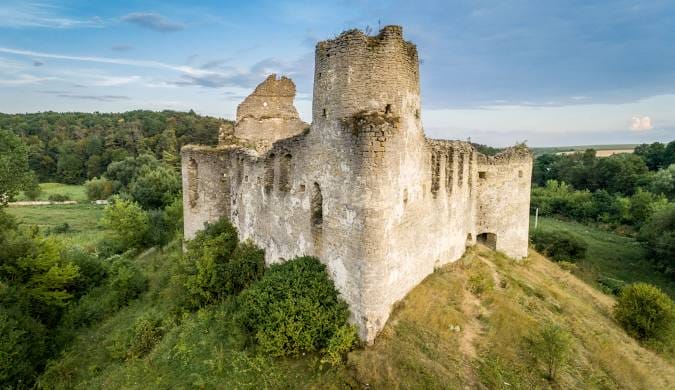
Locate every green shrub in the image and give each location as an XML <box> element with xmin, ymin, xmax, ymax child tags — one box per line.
<box><xmin>129</xmin><ymin>164</ymin><xmax>181</xmax><ymax>209</ymax></box>
<box><xmin>530</xmin><ymin>230</ymin><xmax>587</xmax><ymax>261</ymax></box>
<box><xmin>638</xmin><ymin>203</ymin><xmax>675</xmax><ymax>276</ymax></box>
<box><xmin>177</xmin><ymin>219</ymin><xmax>264</xmax><ymax>309</ymax></box>
<box><xmin>22</xmin><ymin>174</ymin><xmax>42</xmax><ymax>200</ymax></box>
<box><xmin>100</xmin><ymin>196</ymin><xmax>149</xmax><ymax>250</ymax></box>
<box><xmin>468</xmin><ymin>270</ymin><xmax>494</xmax><ymax>297</ymax></box>
<box><xmin>47</xmin><ymin>193</ymin><xmax>70</xmax><ymax>202</ymax></box>
<box><xmin>557</xmin><ymin>261</ymin><xmax>578</xmax><ymax>272</ymax></box>
<box><xmin>128</xmin><ymin>312</ymin><xmax>165</xmax><ymax>358</ymax></box>
<box><xmin>85</xmin><ymin>177</ymin><xmax>114</xmax><ymax>200</ymax></box>
<box><xmin>0</xmin><ymin>305</ymin><xmax>47</xmax><ymax>388</ymax></box>
<box><xmin>58</xmin><ymin>257</ymin><xmax>147</xmax><ymax>335</ymax></box>
<box><xmin>614</xmin><ymin>283</ymin><xmax>674</xmax><ymax>341</ymax></box>
<box><xmin>107</xmin><ymin>257</ymin><xmax>148</xmax><ymax>305</ymax></box>
<box><xmin>47</xmin><ymin>222</ymin><xmax>71</xmax><ymax>235</ymax></box>
<box><xmin>239</xmin><ymin>256</ymin><xmax>354</xmax><ymax>357</ymax></box>
<box><xmin>597</xmin><ymin>275</ymin><xmax>626</xmax><ymax>295</ymax></box>
<box><xmin>65</xmin><ymin>247</ymin><xmax>107</xmax><ymax>296</ymax></box>
<box><xmin>96</xmin><ymin>237</ymin><xmax>127</xmax><ymax>259</ymax></box>
<box><xmin>525</xmin><ymin>321</ymin><xmax>572</xmax><ymax>381</ymax></box>
<box><xmin>321</xmin><ymin>324</ymin><xmax>359</xmax><ymax>366</ymax></box>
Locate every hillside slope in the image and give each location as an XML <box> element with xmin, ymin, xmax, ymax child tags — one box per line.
<box><xmin>350</xmin><ymin>245</ymin><xmax>674</xmax><ymax>389</ymax></box>
<box><xmin>40</xmin><ymin>245</ymin><xmax>674</xmax><ymax>389</ymax></box>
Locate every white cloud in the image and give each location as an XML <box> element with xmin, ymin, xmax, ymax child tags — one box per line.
<box><xmin>0</xmin><ymin>1</ymin><xmax>104</xmax><ymax>29</ymax></box>
<box><xmin>630</xmin><ymin>116</ymin><xmax>652</xmax><ymax>131</ymax></box>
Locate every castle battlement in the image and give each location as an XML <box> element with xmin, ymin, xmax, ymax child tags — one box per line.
<box><xmin>313</xmin><ymin>26</ymin><xmax>420</xmax><ymax>126</ymax></box>
<box><xmin>181</xmin><ymin>26</ymin><xmax>532</xmax><ymax>343</ymax></box>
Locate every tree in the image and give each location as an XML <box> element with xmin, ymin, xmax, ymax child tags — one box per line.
<box><xmin>594</xmin><ymin>154</ymin><xmax>649</xmax><ymax>195</ymax></box>
<box><xmin>526</xmin><ymin>322</ymin><xmax>572</xmax><ymax>381</ymax></box>
<box><xmin>129</xmin><ymin>164</ymin><xmax>181</xmax><ymax>209</ymax></box>
<box><xmin>635</xmin><ymin>142</ymin><xmax>667</xmax><ymax>170</ymax></box>
<box><xmin>0</xmin><ymin>129</ymin><xmax>32</xmax><ymax>206</ymax></box>
<box><xmin>100</xmin><ymin>196</ymin><xmax>150</xmax><ymax>249</ymax></box>
<box><xmin>638</xmin><ymin>204</ymin><xmax>675</xmax><ymax>275</ymax></box>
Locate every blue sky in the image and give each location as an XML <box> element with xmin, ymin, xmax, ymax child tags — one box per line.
<box><xmin>0</xmin><ymin>0</ymin><xmax>673</xmax><ymax>146</ymax></box>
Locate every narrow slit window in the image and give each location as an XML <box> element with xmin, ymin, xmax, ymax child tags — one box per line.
<box><xmin>264</xmin><ymin>154</ymin><xmax>275</xmax><ymax>194</ymax></box>
<box><xmin>188</xmin><ymin>158</ymin><xmax>199</xmax><ymax>208</ymax></box>
<box><xmin>279</xmin><ymin>154</ymin><xmax>292</xmax><ymax>192</ymax></box>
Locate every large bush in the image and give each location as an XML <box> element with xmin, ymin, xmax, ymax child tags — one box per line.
<box><xmin>239</xmin><ymin>256</ymin><xmax>354</xmax><ymax>357</ymax></box>
<box><xmin>530</xmin><ymin>230</ymin><xmax>587</xmax><ymax>261</ymax></box>
<box><xmin>0</xmin><ymin>305</ymin><xmax>47</xmax><ymax>387</ymax></box>
<box><xmin>100</xmin><ymin>196</ymin><xmax>149</xmax><ymax>251</ymax></box>
<box><xmin>177</xmin><ymin>218</ymin><xmax>264</xmax><ymax>309</ymax></box>
<box><xmin>129</xmin><ymin>164</ymin><xmax>181</xmax><ymax>210</ymax></box>
<box><xmin>85</xmin><ymin>177</ymin><xmax>114</xmax><ymax>200</ymax></box>
<box><xmin>638</xmin><ymin>203</ymin><xmax>675</xmax><ymax>275</ymax></box>
<box><xmin>614</xmin><ymin>283</ymin><xmax>674</xmax><ymax>341</ymax></box>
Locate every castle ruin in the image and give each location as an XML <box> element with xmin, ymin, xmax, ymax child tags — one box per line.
<box><xmin>181</xmin><ymin>26</ymin><xmax>532</xmax><ymax>342</ymax></box>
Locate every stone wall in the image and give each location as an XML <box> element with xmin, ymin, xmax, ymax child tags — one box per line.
<box><xmin>181</xmin><ymin>25</ymin><xmax>533</xmax><ymax>343</ymax></box>
<box><xmin>233</xmin><ymin>74</ymin><xmax>308</xmax><ymax>151</ymax></box>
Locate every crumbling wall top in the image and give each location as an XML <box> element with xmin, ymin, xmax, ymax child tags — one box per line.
<box><xmin>316</xmin><ymin>25</ymin><xmax>417</xmax><ymax>62</ymax></box>
<box><xmin>477</xmin><ymin>143</ymin><xmax>533</xmax><ymax>165</ymax></box>
<box><xmin>236</xmin><ymin>74</ymin><xmax>301</xmax><ymax>122</ymax></box>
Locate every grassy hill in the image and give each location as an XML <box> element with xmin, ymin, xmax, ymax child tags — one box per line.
<box><xmin>37</xmin><ymin>243</ymin><xmax>675</xmax><ymax>389</ymax></box>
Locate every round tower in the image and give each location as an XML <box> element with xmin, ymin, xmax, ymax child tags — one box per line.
<box><xmin>312</xmin><ymin>25</ymin><xmax>421</xmax><ymax>131</ymax></box>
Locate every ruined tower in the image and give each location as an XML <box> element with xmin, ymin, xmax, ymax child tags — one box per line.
<box><xmin>181</xmin><ymin>26</ymin><xmax>532</xmax><ymax>343</ymax></box>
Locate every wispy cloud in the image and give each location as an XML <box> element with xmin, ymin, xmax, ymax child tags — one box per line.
<box><xmin>0</xmin><ymin>1</ymin><xmax>104</xmax><ymax>29</ymax></box>
<box><xmin>121</xmin><ymin>12</ymin><xmax>184</xmax><ymax>32</ymax></box>
<box><xmin>0</xmin><ymin>74</ymin><xmax>56</xmax><ymax>85</ymax></box>
<box><xmin>0</xmin><ymin>47</ymin><xmax>215</xmax><ymax>77</ymax></box>
<box><xmin>56</xmin><ymin>94</ymin><xmax>130</xmax><ymax>102</ymax></box>
<box><xmin>0</xmin><ymin>46</ymin><xmax>311</xmax><ymax>91</ymax></box>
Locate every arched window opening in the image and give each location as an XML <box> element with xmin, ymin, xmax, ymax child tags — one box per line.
<box><xmin>188</xmin><ymin>158</ymin><xmax>199</xmax><ymax>208</ymax></box>
<box><xmin>279</xmin><ymin>154</ymin><xmax>292</xmax><ymax>192</ymax></box>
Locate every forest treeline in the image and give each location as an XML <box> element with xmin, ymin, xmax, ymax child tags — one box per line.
<box><xmin>531</xmin><ymin>141</ymin><xmax>675</xmax><ymax>276</ymax></box>
<box><xmin>0</xmin><ymin>111</ymin><xmax>227</xmax><ymax>184</ymax></box>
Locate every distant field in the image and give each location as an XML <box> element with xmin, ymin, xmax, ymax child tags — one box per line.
<box><xmin>16</xmin><ymin>182</ymin><xmax>88</xmax><ymax>202</ymax></box>
<box><xmin>6</xmin><ymin>203</ymin><xmax>106</xmax><ymax>248</ymax></box>
<box><xmin>557</xmin><ymin>148</ymin><xmax>634</xmax><ymax>157</ymax></box>
<box><xmin>530</xmin><ymin>216</ymin><xmax>674</xmax><ymax>298</ymax></box>
<box><xmin>532</xmin><ymin>144</ymin><xmax>638</xmax><ymax>156</ymax></box>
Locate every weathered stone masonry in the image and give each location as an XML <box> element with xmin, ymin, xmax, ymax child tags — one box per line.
<box><xmin>181</xmin><ymin>26</ymin><xmax>532</xmax><ymax>343</ymax></box>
